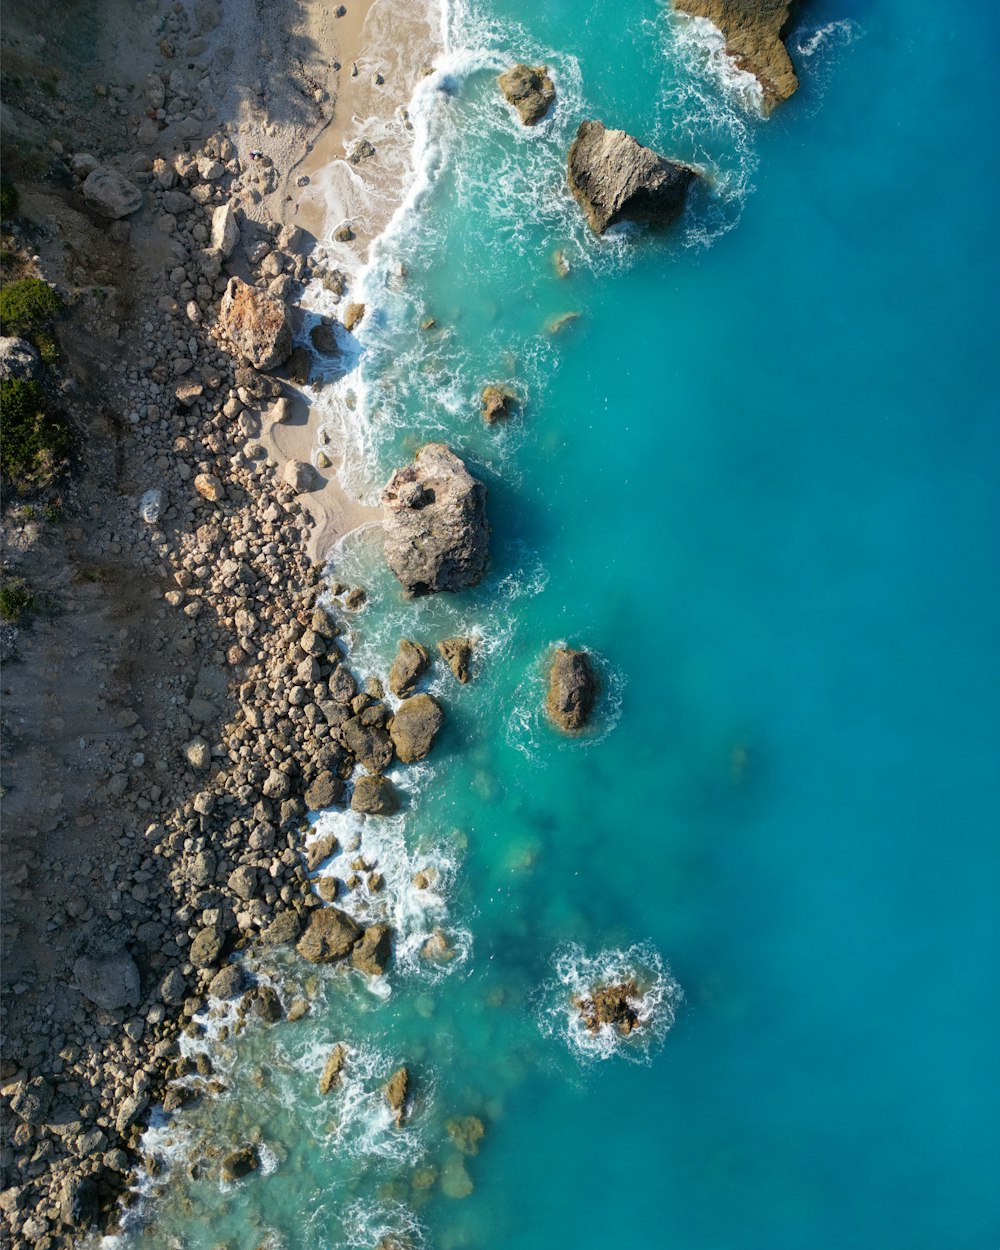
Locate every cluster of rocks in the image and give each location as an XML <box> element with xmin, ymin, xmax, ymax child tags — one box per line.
<box><xmin>575</xmin><ymin>981</ymin><xmax>642</xmax><ymax>1036</ymax></box>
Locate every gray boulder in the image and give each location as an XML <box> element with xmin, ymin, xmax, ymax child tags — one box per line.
<box><xmin>82</xmin><ymin>167</ymin><xmax>143</xmax><ymax>219</ymax></box>
<box><xmin>0</xmin><ymin>336</ymin><xmax>39</xmax><ymax>381</ymax></box>
<box><xmin>73</xmin><ymin>948</ymin><xmax>141</xmax><ymax>1011</ymax></box>
<box><xmin>381</xmin><ymin>443</ymin><xmax>490</xmax><ymax>596</ymax></box>
<box><xmin>567</xmin><ymin>120</ymin><xmax>697</xmax><ymax>235</ymax></box>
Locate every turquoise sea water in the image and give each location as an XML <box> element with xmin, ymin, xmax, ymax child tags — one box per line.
<box><xmin>118</xmin><ymin>2</ymin><xmax>1000</xmax><ymax>1247</ymax></box>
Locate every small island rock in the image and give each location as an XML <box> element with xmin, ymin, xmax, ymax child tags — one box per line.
<box><xmin>388</xmin><ymin>639</ymin><xmax>429</xmax><ymax>697</ymax></box>
<box><xmin>382</xmin><ymin>443</ymin><xmax>490</xmax><ymax>596</ymax></box>
<box><xmin>296</xmin><ymin>907</ymin><xmax>363</xmax><ymax>962</ymax></box>
<box><xmin>498</xmin><ymin>63</ymin><xmax>555</xmax><ymax>125</ymax></box>
<box><xmin>567</xmin><ymin>120</ymin><xmax>698</xmax><ymax>235</ymax></box>
<box><xmin>384</xmin><ymin>1066</ymin><xmax>409</xmax><ymax>1125</ymax></box>
<box><xmin>437</xmin><ymin>636</ymin><xmax>474</xmax><ymax>683</ymax></box>
<box><xmin>672</xmin><ymin>0</ymin><xmax>799</xmax><ymax>111</ymax></box>
<box><xmin>546</xmin><ymin>647</ymin><xmax>597</xmax><ymax>732</ymax></box>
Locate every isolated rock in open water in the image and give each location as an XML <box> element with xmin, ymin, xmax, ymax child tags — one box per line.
<box><xmin>567</xmin><ymin>120</ymin><xmax>697</xmax><ymax>235</ymax></box>
<box><xmin>546</xmin><ymin>647</ymin><xmax>597</xmax><ymax>732</ymax></box>
<box><xmin>497</xmin><ymin>64</ymin><xmax>556</xmax><ymax>125</ymax></box>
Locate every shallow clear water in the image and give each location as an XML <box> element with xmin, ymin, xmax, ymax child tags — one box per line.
<box><xmin>120</xmin><ymin>1</ymin><xmax>1000</xmax><ymax>1246</ymax></box>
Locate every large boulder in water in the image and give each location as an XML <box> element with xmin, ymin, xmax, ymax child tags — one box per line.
<box><xmin>73</xmin><ymin>948</ymin><xmax>141</xmax><ymax>1010</ymax></box>
<box><xmin>389</xmin><ymin>694</ymin><xmax>443</xmax><ymax>763</ymax></box>
<box><xmin>217</xmin><ymin>276</ymin><xmax>292</xmax><ymax>371</ymax></box>
<box><xmin>546</xmin><ymin>647</ymin><xmax>597</xmax><ymax>733</ymax></box>
<box><xmin>575</xmin><ymin>981</ymin><xmax>641</xmax><ymax>1035</ymax></box>
<box><xmin>352</xmin><ymin>923</ymin><xmax>393</xmax><ymax>976</ymax></box>
<box><xmin>672</xmin><ymin>0</ymin><xmax>799</xmax><ymax>111</ymax></box>
<box><xmin>567</xmin><ymin>120</ymin><xmax>698</xmax><ymax>235</ymax></box>
<box><xmin>296</xmin><ymin>907</ymin><xmax>363</xmax><ymax>962</ymax></box>
<box><xmin>381</xmin><ymin>443</ymin><xmax>490</xmax><ymax>596</ymax></box>
<box><xmin>497</xmin><ymin>63</ymin><xmax>555</xmax><ymax>125</ymax></box>
<box><xmin>388</xmin><ymin>639</ymin><xmax>429</xmax><ymax>697</ymax></box>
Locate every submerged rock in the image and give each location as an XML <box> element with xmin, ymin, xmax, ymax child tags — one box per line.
<box><xmin>440</xmin><ymin>1154</ymin><xmax>474</xmax><ymax>1199</ymax></box>
<box><xmin>388</xmin><ymin>639</ymin><xmax>430</xmax><ymax>697</ymax></box>
<box><xmin>217</xmin><ymin>276</ymin><xmax>292</xmax><ymax>371</ymax></box>
<box><xmin>383</xmin><ymin>1066</ymin><xmax>409</xmax><ymax>1125</ymax></box>
<box><xmin>351</xmin><ymin>774</ymin><xmax>400</xmax><ymax>816</ymax></box>
<box><xmin>672</xmin><ymin>0</ymin><xmax>799</xmax><ymax>110</ymax></box>
<box><xmin>546</xmin><ymin>647</ymin><xmax>597</xmax><ymax>732</ymax></box>
<box><xmin>382</xmin><ymin>443</ymin><xmax>490</xmax><ymax>596</ymax></box>
<box><xmin>389</xmin><ymin>694</ymin><xmax>443</xmax><ymax>763</ymax></box>
<box><xmin>352</xmin><ymin>923</ymin><xmax>393</xmax><ymax>976</ymax></box>
<box><xmin>438</xmin><ymin>636</ymin><xmax>474</xmax><ymax>683</ymax></box>
<box><xmin>567</xmin><ymin>120</ymin><xmax>698</xmax><ymax>235</ymax></box>
<box><xmin>575</xmin><ymin>981</ymin><xmax>641</xmax><ymax>1035</ymax></box>
<box><xmin>295</xmin><ymin>907</ymin><xmax>363</xmax><ymax>962</ymax></box>
<box><xmin>318</xmin><ymin>1043</ymin><xmax>347</xmax><ymax>1094</ymax></box>
<box><xmin>446</xmin><ymin>1115</ymin><xmax>486</xmax><ymax>1155</ymax></box>
<box><xmin>497</xmin><ymin>63</ymin><xmax>556</xmax><ymax>125</ymax></box>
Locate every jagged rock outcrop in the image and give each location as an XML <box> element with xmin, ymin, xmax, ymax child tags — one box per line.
<box><xmin>217</xmin><ymin>276</ymin><xmax>292</xmax><ymax>371</ymax></box>
<box><xmin>381</xmin><ymin>443</ymin><xmax>490</xmax><ymax>596</ymax></box>
<box><xmin>575</xmin><ymin>981</ymin><xmax>641</xmax><ymax>1035</ymax></box>
<box><xmin>318</xmin><ymin>1043</ymin><xmax>347</xmax><ymax>1094</ymax></box>
<box><xmin>81</xmin><ymin>167</ymin><xmax>142</xmax><ymax>218</ymax></box>
<box><xmin>295</xmin><ymin>907</ymin><xmax>363</xmax><ymax>962</ymax></box>
<box><xmin>438</xmin><ymin>637</ymin><xmax>474</xmax><ymax>683</ymax></box>
<box><xmin>497</xmin><ymin>63</ymin><xmax>556</xmax><ymax>125</ymax></box>
<box><xmin>351</xmin><ymin>773</ymin><xmax>400</xmax><ymax>816</ymax></box>
<box><xmin>389</xmin><ymin>694</ymin><xmax>444</xmax><ymax>763</ymax></box>
<box><xmin>567</xmin><ymin>120</ymin><xmax>698</xmax><ymax>235</ymax></box>
<box><xmin>546</xmin><ymin>647</ymin><xmax>597</xmax><ymax>732</ymax></box>
<box><xmin>480</xmin><ymin>385</ymin><xmax>517</xmax><ymax>425</ymax></box>
<box><xmin>221</xmin><ymin>1145</ymin><xmax>259</xmax><ymax>1183</ymax></box>
<box><xmin>383</xmin><ymin>1066</ymin><xmax>409</xmax><ymax>1125</ymax></box>
<box><xmin>0</xmin><ymin>336</ymin><xmax>39</xmax><ymax>380</ymax></box>
<box><xmin>352</xmin><ymin>924</ymin><xmax>393</xmax><ymax>976</ymax></box>
<box><xmin>388</xmin><ymin>639</ymin><xmax>429</xmax><ymax>697</ymax></box>
<box><xmin>672</xmin><ymin>0</ymin><xmax>799</xmax><ymax>110</ymax></box>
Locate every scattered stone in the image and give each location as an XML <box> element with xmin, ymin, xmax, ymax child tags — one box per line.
<box><xmin>139</xmin><ymin>488</ymin><xmax>164</xmax><ymax>523</ymax></box>
<box><xmin>208</xmin><ymin>964</ymin><xmax>245</xmax><ymax>999</ymax></box>
<box><xmin>346</xmin><ymin>138</ymin><xmax>375</xmax><ymax>164</ymax></box>
<box><xmin>388</xmin><ymin>639</ymin><xmax>429</xmax><ymax>697</ymax></box>
<box><xmin>296</xmin><ymin>907</ymin><xmax>363</xmax><ymax>962</ymax></box>
<box><xmin>282</xmin><ymin>458</ymin><xmax>314</xmax><ymax>493</ymax></box>
<box><xmin>211</xmin><ymin>202</ymin><xmax>239</xmax><ymax>258</ymax></box>
<box><xmin>304</xmin><ymin>771</ymin><xmax>343</xmax><ymax>811</ymax></box>
<box><xmin>351</xmin><ymin>924</ymin><xmax>392</xmax><ymax>976</ymax></box>
<box><xmin>73</xmin><ymin>948</ymin><xmax>141</xmax><ymax>1010</ymax></box>
<box><xmin>183</xmin><ymin>736</ymin><xmax>212</xmax><ymax>770</ymax></box>
<box><xmin>310</xmin><ymin>321</ymin><xmax>338</xmax><ymax>354</ymax></box>
<box><xmin>82</xmin><ymin>167</ymin><xmax>143</xmax><ymax>218</ymax></box>
<box><xmin>259</xmin><ymin>911</ymin><xmax>302</xmax><ymax>946</ymax></box>
<box><xmin>389</xmin><ymin>694</ymin><xmax>443</xmax><ymax>763</ymax></box>
<box><xmin>382</xmin><ymin>443</ymin><xmax>490</xmax><ymax>596</ymax></box>
<box><xmin>497</xmin><ymin>63</ymin><xmax>556</xmax><ymax>125</ymax></box>
<box><xmin>9</xmin><ymin>1077</ymin><xmax>53</xmax><ymax>1126</ymax></box>
<box><xmin>437</xmin><ymin>637</ymin><xmax>474</xmax><ymax>683</ymax></box>
<box><xmin>189</xmin><ymin>925</ymin><xmax>225</xmax><ymax>969</ymax></box>
<box><xmin>252</xmin><ymin>984</ymin><xmax>283</xmax><ymax>1023</ymax></box>
<box><xmin>567</xmin><ymin>120</ymin><xmax>698</xmax><ymax>235</ymax></box>
<box><xmin>546</xmin><ymin>647</ymin><xmax>597</xmax><ymax>732</ymax></box>
<box><xmin>351</xmin><ymin>774</ymin><xmax>399</xmax><ymax>816</ymax></box>
<box><xmin>194</xmin><ymin>472</ymin><xmax>225</xmax><ymax>502</ymax></box>
<box><xmin>218</xmin><ymin>276</ymin><xmax>292</xmax><ymax>371</ymax></box>
<box><xmin>420</xmin><ymin>928</ymin><xmax>455</xmax><ymax>963</ymax></box>
<box><xmin>333</xmin><ymin>222</ymin><xmax>354</xmax><ymax>242</ymax></box>
<box><xmin>116</xmin><ymin>1092</ymin><xmax>149</xmax><ymax>1136</ymax></box>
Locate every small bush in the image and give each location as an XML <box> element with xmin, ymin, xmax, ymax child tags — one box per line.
<box><xmin>0</xmin><ymin>377</ymin><xmax>74</xmax><ymax>490</ymax></box>
<box><xmin>0</xmin><ymin>577</ymin><xmax>36</xmax><ymax>623</ymax></box>
<box><xmin>0</xmin><ymin>277</ymin><xmax>63</xmax><ymax>337</ymax></box>
<box><xmin>0</xmin><ymin>182</ymin><xmax>18</xmax><ymax>219</ymax></box>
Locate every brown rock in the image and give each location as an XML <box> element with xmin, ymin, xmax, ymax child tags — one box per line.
<box><xmin>446</xmin><ymin>1115</ymin><xmax>486</xmax><ymax>1155</ymax></box>
<box><xmin>351</xmin><ymin>774</ymin><xmax>399</xmax><ymax>816</ymax></box>
<box><xmin>342</xmin><ymin>302</ymin><xmax>365</xmax><ymax>332</ymax></box>
<box><xmin>218</xmin><ymin>276</ymin><xmax>292</xmax><ymax>371</ymax></box>
<box><xmin>381</xmin><ymin>443</ymin><xmax>490</xmax><ymax>596</ymax></box>
<box><xmin>497</xmin><ymin>63</ymin><xmax>556</xmax><ymax>125</ymax></box>
<box><xmin>318</xmin><ymin>1043</ymin><xmax>347</xmax><ymax>1094</ymax></box>
<box><xmin>341</xmin><ymin>716</ymin><xmax>394</xmax><ymax>774</ymax></box>
<box><xmin>480</xmin><ymin>386</ymin><xmax>517</xmax><ymax>425</ymax></box>
<box><xmin>575</xmin><ymin>981</ymin><xmax>641</xmax><ymax>1035</ymax></box>
<box><xmin>389</xmin><ymin>694</ymin><xmax>443</xmax><ymax>763</ymax></box>
<box><xmin>672</xmin><ymin>0</ymin><xmax>799</xmax><ymax>111</ymax></box>
<box><xmin>221</xmin><ymin>1145</ymin><xmax>259</xmax><ymax>1183</ymax></box>
<box><xmin>351</xmin><ymin>923</ymin><xmax>393</xmax><ymax>976</ymax></box>
<box><xmin>304</xmin><ymin>771</ymin><xmax>344</xmax><ymax>811</ymax></box>
<box><xmin>383</xmin><ymin>1066</ymin><xmax>409</xmax><ymax>1125</ymax></box>
<box><xmin>546</xmin><ymin>647</ymin><xmax>597</xmax><ymax>733</ymax></box>
<box><xmin>437</xmin><ymin>636</ymin><xmax>474</xmax><ymax>683</ymax></box>
<box><xmin>295</xmin><ymin>907</ymin><xmax>363</xmax><ymax>962</ymax></box>
<box><xmin>567</xmin><ymin>120</ymin><xmax>698</xmax><ymax>235</ymax></box>
<box><xmin>388</xmin><ymin>639</ymin><xmax>429</xmax><ymax>697</ymax></box>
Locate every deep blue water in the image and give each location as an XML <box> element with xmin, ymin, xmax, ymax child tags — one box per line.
<box><xmin>123</xmin><ymin>2</ymin><xmax>1000</xmax><ymax>1247</ymax></box>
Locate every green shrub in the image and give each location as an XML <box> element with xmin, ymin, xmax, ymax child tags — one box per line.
<box><xmin>0</xmin><ymin>182</ymin><xmax>18</xmax><ymax>219</ymax></box>
<box><xmin>0</xmin><ymin>577</ymin><xmax>36</xmax><ymax>623</ymax></box>
<box><xmin>0</xmin><ymin>377</ymin><xmax>73</xmax><ymax>489</ymax></box>
<box><xmin>0</xmin><ymin>277</ymin><xmax>62</xmax><ymax>337</ymax></box>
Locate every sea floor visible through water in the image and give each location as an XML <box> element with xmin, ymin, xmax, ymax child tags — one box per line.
<box><xmin>110</xmin><ymin>1</ymin><xmax>1000</xmax><ymax>1247</ymax></box>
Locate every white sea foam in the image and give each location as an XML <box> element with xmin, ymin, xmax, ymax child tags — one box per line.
<box><xmin>539</xmin><ymin>941</ymin><xmax>683</xmax><ymax>1064</ymax></box>
<box><xmin>795</xmin><ymin>18</ymin><xmax>862</xmax><ymax>60</ymax></box>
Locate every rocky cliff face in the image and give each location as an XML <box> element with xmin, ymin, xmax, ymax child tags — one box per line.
<box><xmin>567</xmin><ymin>120</ymin><xmax>698</xmax><ymax>235</ymax></box>
<box><xmin>672</xmin><ymin>0</ymin><xmax>799</xmax><ymax>111</ymax></box>
<box><xmin>381</xmin><ymin>443</ymin><xmax>490</xmax><ymax>596</ymax></box>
